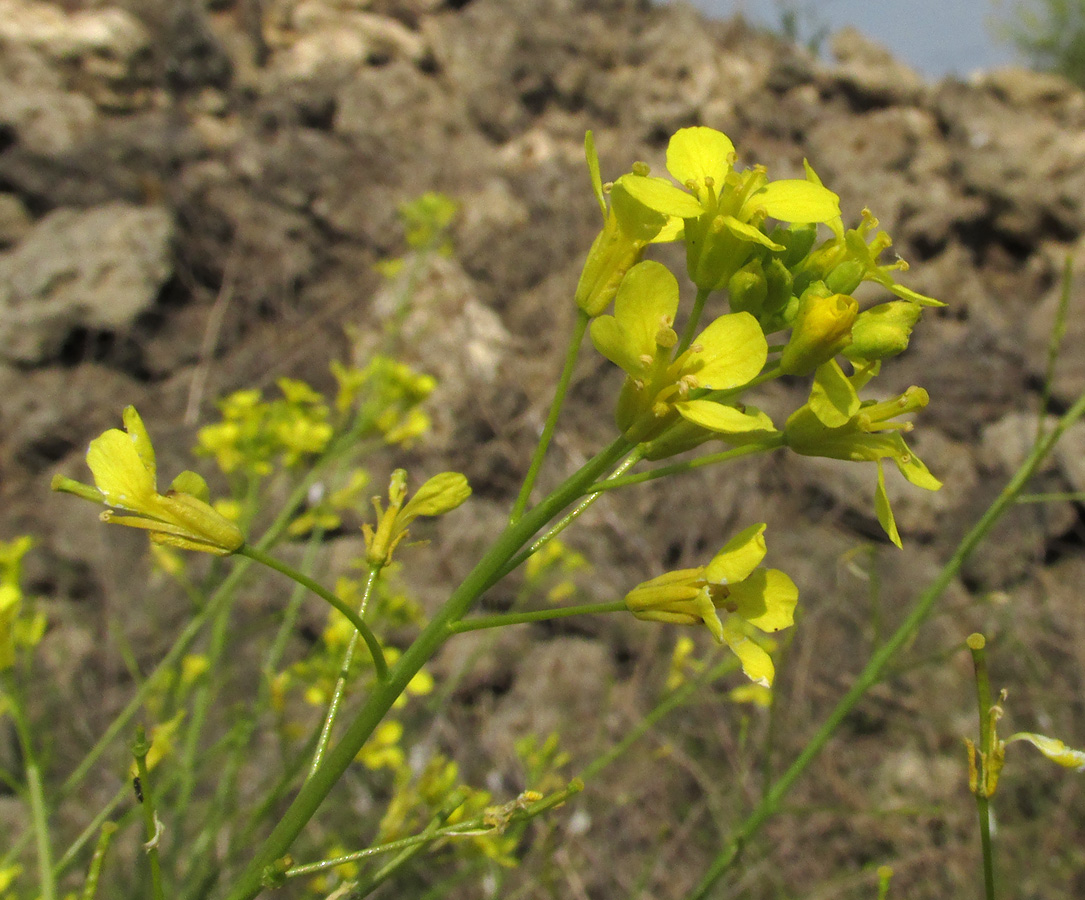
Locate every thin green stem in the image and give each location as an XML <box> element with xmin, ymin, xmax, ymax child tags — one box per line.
<box><xmin>224</xmin><ymin>435</ymin><xmax>632</xmax><ymax>900</ymax></box>
<box><xmin>309</xmin><ymin>564</ymin><xmax>383</xmax><ymax>778</ymax></box>
<box><xmin>677</xmin><ymin>285</ymin><xmax>712</xmax><ymax>354</ymax></box>
<box><xmin>132</xmin><ymin>727</ymin><xmax>165</xmax><ymax>900</ymax></box>
<box><xmin>684</xmin><ymin>384</ymin><xmax>1085</xmax><ymax>900</ymax></box>
<box><xmin>487</xmin><ymin>451</ymin><xmax>642</xmax><ymax>590</ymax></box>
<box><xmin>79</xmin><ymin>822</ymin><xmax>118</xmax><ymax>900</ymax></box>
<box><xmin>587</xmin><ymin>438</ymin><xmax>784</xmax><ymax>494</ymax></box>
<box><xmin>2</xmin><ymin>671</ymin><xmax>57</xmax><ymax>900</ymax></box>
<box><xmin>449</xmin><ymin>600</ymin><xmax>626</xmax><ymax>634</ymax></box>
<box><xmin>510</xmin><ymin>310</ymin><xmax>590</xmax><ymax>523</ymax></box>
<box><xmin>237</xmin><ymin>545</ymin><xmax>388</xmax><ymax>683</ymax></box>
<box><xmin>284</xmin><ymin>781</ymin><xmax>583</xmax><ymax>880</ymax></box>
<box><xmin>968</xmin><ymin>633</ymin><xmax>997</xmax><ymax>900</ymax></box>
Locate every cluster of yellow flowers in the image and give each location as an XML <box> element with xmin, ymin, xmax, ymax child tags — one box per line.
<box><xmin>574</xmin><ymin>126</ymin><xmax>943</xmax><ymax>682</ymax></box>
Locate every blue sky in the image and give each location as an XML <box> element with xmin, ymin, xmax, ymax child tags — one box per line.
<box><xmin>678</xmin><ymin>0</ymin><xmax>1019</xmax><ymax>77</ymax></box>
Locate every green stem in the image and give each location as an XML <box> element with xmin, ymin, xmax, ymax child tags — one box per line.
<box><xmin>309</xmin><ymin>564</ymin><xmax>382</xmax><ymax>778</ymax></box>
<box><xmin>968</xmin><ymin>633</ymin><xmax>997</xmax><ymax>900</ymax></box>
<box><xmin>587</xmin><ymin>438</ymin><xmax>784</xmax><ymax>494</ymax></box>
<box><xmin>491</xmin><ymin>452</ymin><xmax>642</xmax><ymax>589</ymax></box>
<box><xmin>684</xmin><ymin>384</ymin><xmax>1085</xmax><ymax>900</ymax></box>
<box><xmin>284</xmin><ymin>781</ymin><xmax>583</xmax><ymax>880</ymax></box>
<box><xmin>79</xmin><ymin>822</ymin><xmax>118</xmax><ymax>900</ymax></box>
<box><xmin>510</xmin><ymin>310</ymin><xmax>590</xmax><ymax>523</ymax></box>
<box><xmin>677</xmin><ymin>285</ymin><xmax>712</xmax><ymax>355</ymax></box>
<box><xmin>237</xmin><ymin>545</ymin><xmax>387</xmax><ymax>683</ymax></box>
<box><xmin>2</xmin><ymin>671</ymin><xmax>57</xmax><ymax>900</ymax></box>
<box><xmin>224</xmin><ymin>435</ymin><xmax>632</xmax><ymax>900</ymax></box>
<box><xmin>449</xmin><ymin>600</ymin><xmax>627</xmax><ymax>633</ymax></box>
<box><xmin>132</xmin><ymin>727</ymin><xmax>165</xmax><ymax>900</ymax></box>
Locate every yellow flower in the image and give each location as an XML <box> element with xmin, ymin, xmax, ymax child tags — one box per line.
<box><xmin>574</xmin><ymin>131</ymin><xmax>702</xmax><ymax>316</ymax></box>
<box><xmin>625</xmin><ymin>524</ymin><xmax>797</xmax><ymax>686</ymax></box>
<box><xmin>52</xmin><ymin>407</ymin><xmax>244</xmax><ymax>555</ymax></box>
<box><xmin>589</xmin><ymin>260</ymin><xmax>768</xmax><ymax>442</ymax></box>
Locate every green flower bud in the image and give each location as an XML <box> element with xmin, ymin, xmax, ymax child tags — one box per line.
<box><xmin>762</xmin><ymin>258</ymin><xmax>794</xmax><ymax>320</ymax></box>
<box><xmin>843</xmin><ymin>301</ymin><xmax>922</xmax><ymax>361</ymax></box>
<box><xmin>728</xmin><ymin>259</ymin><xmax>767</xmax><ymax>316</ymax></box>
<box><xmin>574</xmin><ymin>212</ymin><xmax>645</xmax><ymax>317</ymax></box>
<box><xmin>780</xmin><ymin>223</ymin><xmax>819</xmax><ymax>269</ymax></box>
<box><xmin>825</xmin><ymin>259</ymin><xmax>866</xmax><ymax>295</ymax></box>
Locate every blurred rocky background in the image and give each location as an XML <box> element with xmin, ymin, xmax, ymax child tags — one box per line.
<box><xmin>3</xmin><ymin>0</ymin><xmax>1085</xmax><ymax>897</ymax></box>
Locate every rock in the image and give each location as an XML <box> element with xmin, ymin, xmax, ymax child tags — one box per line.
<box><xmin>0</xmin><ymin>0</ymin><xmax>154</xmax><ymax>115</ymax></box>
<box><xmin>829</xmin><ymin>26</ymin><xmax>925</xmax><ymax>107</ymax></box>
<box><xmin>0</xmin><ymin>203</ymin><xmax>174</xmax><ymax>365</ymax></box>
<box><xmin>0</xmin><ymin>194</ymin><xmax>31</xmax><ymax>247</ymax></box>
<box><xmin>1026</xmin><ymin>238</ymin><xmax>1085</xmax><ymax>407</ymax></box>
<box><xmin>973</xmin><ymin>67</ymin><xmax>1084</xmax><ymax>119</ymax></box>
<box><xmin>933</xmin><ymin>80</ymin><xmax>1085</xmax><ymax>241</ymax></box>
<box><xmin>0</xmin><ymin>43</ymin><xmax>98</xmax><ymax>155</ymax></box>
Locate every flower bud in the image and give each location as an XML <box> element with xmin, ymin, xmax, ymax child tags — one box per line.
<box><xmin>780</xmin><ymin>222</ymin><xmax>819</xmax><ymax>269</ymax></box>
<box><xmin>728</xmin><ymin>259</ymin><xmax>767</xmax><ymax>317</ymax></box>
<box><xmin>825</xmin><ymin>259</ymin><xmax>866</xmax><ymax>295</ymax></box>
<box><xmin>779</xmin><ymin>292</ymin><xmax>858</xmax><ymax>376</ymax></box>
<box><xmin>574</xmin><ymin>213</ymin><xmax>645</xmax><ymax>317</ymax></box>
<box><xmin>843</xmin><ymin>301</ymin><xmax>922</xmax><ymax>361</ymax></box>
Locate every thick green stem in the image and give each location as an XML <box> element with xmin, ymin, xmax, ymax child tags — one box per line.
<box><xmin>449</xmin><ymin>600</ymin><xmax>626</xmax><ymax>633</ymax></box>
<box><xmin>224</xmin><ymin>435</ymin><xmax>632</xmax><ymax>900</ymax></box>
<box><xmin>510</xmin><ymin>310</ymin><xmax>590</xmax><ymax>523</ymax></box>
<box><xmin>491</xmin><ymin>452</ymin><xmax>642</xmax><ymax>589</ymax></box>
<box><xmin>684</xmin><ymin>385</ymin><xmax>1085</xmax><ymax>900</ymax></box>
<box><xmin>237</xmin><ymin>545</ymin><xmax>387</xmax><ymax>683</ymax></box>
<box><xmin>309</xmin><ymin>565</ymin><xmax>382</xmax><ymax>777</ymax></box>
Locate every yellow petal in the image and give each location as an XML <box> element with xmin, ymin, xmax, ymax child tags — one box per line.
<box><xmin>722</xmin><ymin>618</ymin><xmax>775</xmax><ymax>687</ymax></box>
<box><xmin>666</xmin><ymin>127</ymin><xmax>735</xmax><ymax>195</ymax></box>
<box><xmin>86</xmin><ymin>429</ymin><xmax>157</xmax><ymax>510</ymax></box>
<box><xmin>747</xmin><ymin>179</ymin><xmax>841</xmax><ymax>224</ymax></box>
<box><xmin>727</xmin><ymin>568</ymin><xmax>798</xmax><ymax>632</ymax></box>
<box><xmin>705</xmin><ymin>523</ymin><xmax>767</xmax><ymax>584</ymax></box>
